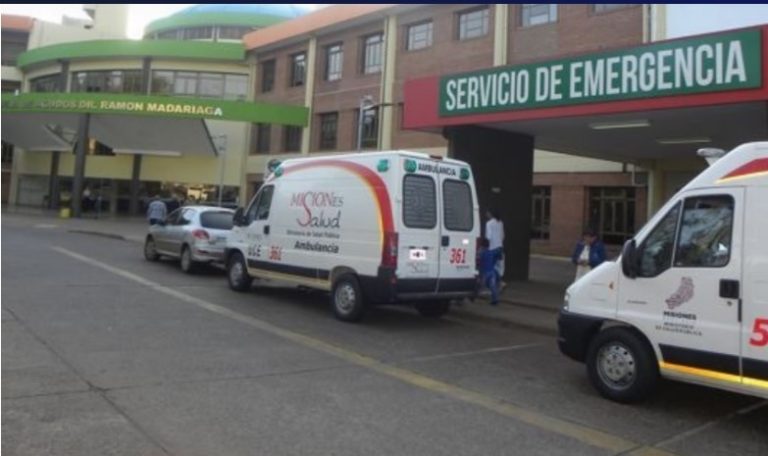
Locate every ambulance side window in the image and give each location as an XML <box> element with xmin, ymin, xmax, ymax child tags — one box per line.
<box><xmin>253</xmin><ymin>185</ymin><xmax>274</xmax><ymax>221</ymax></box>
<box><xmin>637</xmin><ymin>202</ymin><xmax>680</xmax><ymax>278</ymax></box>
<box><xmin>443</xmin><ymin>180</ymin><xmax>473</xmax><ymax>232</ymax></box>
<box><xmin>245</xmin><ymin>185</ymin><xmax>274</xmax><ymax>223</ymax></box>
<box><xmin>402</xmin><ymin>175</ymin><xmax>436</xmax><ymax>229</ymax></box>
<box><xmin>673</xmin><ymin>195</ymin><xmax>733</xmax><ymax>268</ymax></box>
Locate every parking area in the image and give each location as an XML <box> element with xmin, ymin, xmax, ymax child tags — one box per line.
<box><xmin>2</xmin><ymin>212</ymin><xmax>767</xmax><ymax>456</ymax></box>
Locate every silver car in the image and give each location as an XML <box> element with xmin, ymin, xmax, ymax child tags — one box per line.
<box><xmin>143</xmin><ymin>206</ymin><xmax>234</xmax><ymax>273</ymax></box>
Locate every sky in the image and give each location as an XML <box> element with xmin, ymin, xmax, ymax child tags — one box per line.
<box><xmin>0</xmin><ymin>4</ymin><xmax>324</xmax><ymax>39</ymax></box>
<box><xmin>666</xmin><ymin>4</ymin><xmax>768</xmax><ymax>38</ymax></box>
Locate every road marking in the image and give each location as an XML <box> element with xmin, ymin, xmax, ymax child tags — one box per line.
<box><xmin>649</xmin><ymin>400</ymin><xmax>767</xmax><ymax>449</ymax></box>
<box><xmin>53</xmin><ymin>246</ymin><xmax>675</xmax><ymax>455</ymax></box>
<box><xmin>404</xmin><ymin>343</ymin><xmax>543</xmax><ymax>363</ymax></box>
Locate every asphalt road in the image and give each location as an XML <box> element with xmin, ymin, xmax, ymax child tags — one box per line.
<box><xmin>2</xmin><ymin>216</ymin><xmax>767</xmax><ymax>456</ymax></box>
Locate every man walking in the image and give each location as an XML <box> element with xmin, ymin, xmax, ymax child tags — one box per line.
<box><xmin>485</xmin><ymin>209</ymin><xmax>505</xmax><ymax>285</ymax></box>
<box><xmin>146</xmin><ymin>195</ymin><xmax>167</xmax><ymax>225</ymax></box>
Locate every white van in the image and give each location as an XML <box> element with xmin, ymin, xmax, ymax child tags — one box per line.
<box><xmin>225</xmin><ymin>151</ymin><xmax>480</xmax><ymax>322</ymax></box>
<box><xmin>559</xmin><ymin>142</ymin><xmax>768</xmax><ymax>402</ymax></box>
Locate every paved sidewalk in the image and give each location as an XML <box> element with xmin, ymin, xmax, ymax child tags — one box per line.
<box><xmin>2</xmin><ymin>207</ymin><xmax>572</xmax><ymax>334</ymax></box>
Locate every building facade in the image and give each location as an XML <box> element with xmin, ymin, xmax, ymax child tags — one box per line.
<box><xmin>242</xmin><ymin>4</ymin><xmax>651</xmax><ymax>257</ymax></box>
<box><xmin>2</xmin><ymin>5</ymin><xmax>307</xmax><ymax>214</ymax></box>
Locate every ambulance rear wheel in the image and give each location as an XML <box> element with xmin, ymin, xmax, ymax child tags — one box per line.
<box><xmin>331</xmin><ymin>275</ymin><xmax>366</xmax><ymax>322</ymax></box>
<box><xmin>586</xmin><ymin>327</ymin><xmax>658</xmax><ymax>403</ymax></box>
<box><xmin>414</xmin><ymin>300</ymin><xmax>451</xmax><ymax>318</ymax></box>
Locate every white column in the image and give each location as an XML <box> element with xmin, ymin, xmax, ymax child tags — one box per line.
<box><xmin>379</xmin><ymin>15</ymin><xmax>398</xmax><ymax>150</ymax></box>
<box><xmin>493</xmin><ymin>4</ymin><xmax>509</xmax><ymax>66</ymax></box>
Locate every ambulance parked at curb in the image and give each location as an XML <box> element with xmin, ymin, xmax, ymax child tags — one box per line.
<box><xmin>224</xmin><ymin>151</ymin><xmax>480</xmax><ymax>322</ymax></box>
<box><xmin>558</xmin><ymin>142</ymin><xmax>768</xmax><ymax>402</ymax></box>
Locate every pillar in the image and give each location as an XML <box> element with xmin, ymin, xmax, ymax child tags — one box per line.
<box><xmin>378</xmin><ymin>14</ymin><xmax>397</xmax><ymax>150</ymax></box>
<box><xmin>446</xmin><ymin>126</ymin><xmax>534</xmax><ymax>281</ymax></box>
<box><xmin>300</xmin><ymin>37</ymin><xmax>317</xmax><ymax>155</ymax></box>
<box><xmin>493</xmin><ymin>4</ymin><xmax>509</xmax><ymax>66</ymax></box>
<box><xmin>128</xmin><ymin>154</ymin><xmax>143</xmax><ymax>216</ymax></box>
<box><xmin>48</xmin><ymin>151</ymin><xmax>60</xmax><ymax>209</ymax></box>
<box><xmin>71</xmin><ymin>114</ymin><xmax>89</xmax><ymax>218</ymax></box>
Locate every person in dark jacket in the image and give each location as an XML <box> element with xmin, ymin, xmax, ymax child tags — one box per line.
<box><xmin>478</xmin><ymin>238</ymin><xmax>501</xmax><ymax>305</ymax></box>
<box><xmin>571</xmin><ymin>228</ymin><xmax>606</xmax><ymax>281</ymax></box>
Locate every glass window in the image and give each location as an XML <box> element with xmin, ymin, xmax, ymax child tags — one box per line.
<box><xmin>174</xmin><ymin>71</ymin><xmax>198</xmax><ymax>96</ymax></box>
<box><xmin>157</xmin><ymin>29</ymin><xmax>180</xmax><ymax>40</ymax></box>
<box><xmin>443</xmin><ymin>180</ymin><xmax>474</xmax><ymax>232</ymax></box>
<box><xmin>177</xmin><ymin>208</ymin><xmax>195</xmax><ymax>225</ymax></box>
<box><xmin>72</xmin><ymin>70</ymin><xmax>142</xmax><ymax>93</ymax></box>
<box><xmin>218</xmin><ymin>26</ymin><xmax>252</xmax><ymax>40</ymax></box>
<box><xmin>362</xmin><ymin>33</ymin><xmax>383</xmax><ymax>74</ymax></box>
<box><xmin>198</xmin><ymin>73</ymin><xmax>224</xmax><ymax>98</ymax></box>
<box><xmin>30</xmin><ymin>74</ymin><xmax>61</xmax><ymax>93</ymax></box>
<box><xmin>325</xmin><ymin>43</ymin><xmax>343</xmax><ymax>81</ymax></box>
<box><xmin>261</xmin><ymin>60</ymin><xmax>275</xmax><ymax>93</ymax></box>
<box><xmin>183</xmin><ymin>26</ymin><xmax>213</xmax><ymax>40</ymax></box>
<box><xmin>224</xmin><ymin>74</ymin><xmax>247</xmax><ymax>100</ymax></box>
<box><xmin>531</xmin><ymin>186</ymin><xmax>551</xmax><ymax>239</ymax></box>
<box><xmin>358</xmin><ymin>107</ymin><xmax>379</xmax><ymax>149</ymax></box>
<box><xmin>521</xmin><ymin>4</ymin><xmax>557</xmax><ymax>26</ymax></box>
<box><xmin>151</xmin><ymin>70</ymin><xmax>174</xmax><ymax>94</ymax></box>
<box><xmin>593</xmin><ymin>4</ymin><xmax>637</xmax><ymax>13</ymax></box>
<box><xmin>166</xmin><ymin>208</ymin><xmax>182</xmax><ymax>225</ymax></box>
<box><xmin>589</xmin><ymin>187</ymin><xmax>636</xmax><ymax>245</ymax></box>
<box><xmin>290</xmin><ymin>52</ymin><xmax>306</xmax><ymax>87</ymax></box>
<box><xmin>638</xmin><ymin>202</ymin><xmax>681</xmax><ymax>278</ymax></box>
<box><xmin>201</xmin><ymin>211</ymin><xmax>234</xmax><ymax>230</ymax></box>
<box><xmin>458</xmin><ymin>7</ymin><xmax>489</xmax><ymax>40</ymax></box>
<box><xmin>283</xmin><ymin>126</ymin><xmax>302</xmax><ymax>152</ymax></box>
<box><xmin>403</xmin><ymin>175</ymin><xmax>437</xmax><ymax>229</ymax></box>
<box><xmin>254</xmin><ymin>123</ymin><xmax>271</xmax><ymax>154</ymax></box>
<box><xmin>2</xmin><ymin>141</ymin><xmax>14</xmax><ymax>165</ymax></box>
<box><xmin>406</xmin><ymin>21</ymin><xmax>433</xmax><ymax>50</ymax></box>
<box><xmin>247</xmin><ymin>185</ymin><xmax>274</xmax><ymax>222</ymax></box>
<box><xmin>1</xmin><ymin>31</ymin><xmax>29</xmax><ymax>66</ymax></box>
<box><xmin>674</xmin><ymin>195</ymin><xmax>734</xmax><ymax>268</ymax></box>
<box><xmin>319</xmin><ymin>113</ymin><xmax>338</xmax><ymax>150</ymax></box>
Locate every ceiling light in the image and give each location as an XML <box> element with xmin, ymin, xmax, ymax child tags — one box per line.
<box><xmin>588</xmin><ymin>119</ymin><xmax>651</xmax><ymax>130</ymax></box>
<box><xmin>656</xmin><ymin>137</ymin><xmax>711</xmax><ymax>145</ymax></box>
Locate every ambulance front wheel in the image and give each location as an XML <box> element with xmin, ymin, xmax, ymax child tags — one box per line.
<box><xmin>227</xmin><ymin>251</ymin><xmax>253</xmax><ymax>292</ymax></box>
<box><xmin>331</xmin><ymin>274</ymin><xmax>367</xmax><ymax>322</ymax></box>
<box><xmin>586</xmin><ymin>327</ymin><xmax>658</xmax><ymax>403</ymax></box>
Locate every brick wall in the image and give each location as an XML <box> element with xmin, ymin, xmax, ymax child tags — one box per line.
<box><xmin>532</xmin><ymin>172</ymin><xmax>647</xmax><ymax>257</ymax></box>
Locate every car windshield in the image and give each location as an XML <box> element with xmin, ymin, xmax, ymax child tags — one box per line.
<box><xmin>200</xmin><ymin>211</ymin><xmax>234</xmax><ymax>230</ymax></box>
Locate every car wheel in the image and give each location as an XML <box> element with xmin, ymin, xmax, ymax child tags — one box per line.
<box><xmin>144</xmin><ymin>236</ymin><xmax>160</xmax><ymax>261</ymax></box>
<box><xmin>331</xmin><ymin>274</ymin><xmax>366</xmax><ymax>322</ymax></box>
<box><xmin>180</xmin><ymin>245</ymin><xmax>197</xmax><ymax>274</ymax></box>
<box><xmin>414</xmin><ymin>300</ymin><xmax>451</xmax><ymax>318</ymax></box>
<box><xmin>227</xmin><ymin>251</ymin><xmax>252</xmax><ymax>292</ymax></box>
<box><xmin>586</xmin><ymin>327</ymin><xmax>658</xmax><ymax>403</ymax></box>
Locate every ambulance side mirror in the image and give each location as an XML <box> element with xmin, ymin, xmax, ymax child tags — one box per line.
<box><xmin>621</xmin><ymin>239</ymin><xmax>638</xmax><ymax>279</ymax></box>
<box><xmin>233</xmin><ymin>207</ymin><xmax>246</xmax><ymax>227</ymax></box>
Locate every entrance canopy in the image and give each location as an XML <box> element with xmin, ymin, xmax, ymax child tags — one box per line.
<box><xmin>1</xmin><ymin>92</ymin><xmax>308</xmax><ymax>155</ymax></box>
<box><xmin>403</xmin><ymin>26</ymin><xmax>768</xmax><ymax>162</ymax></box>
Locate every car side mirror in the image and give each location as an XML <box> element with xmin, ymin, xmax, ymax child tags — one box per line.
<box><xmin>621</xmin><ymin>239</ymin><xmax>637</xmax><ymax>279</ymax></box>
<box><xmin>233</xmin><ymin>207</ymin><xmax>246</xmax><ymax>227</ymax></box>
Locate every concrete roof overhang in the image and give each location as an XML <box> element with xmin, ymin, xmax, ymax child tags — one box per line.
<box><xmin>403</xmin><ymin>26</ymin><xmax>768</xmax><ymax>163</ymax></box>
<box><xmin>1</xmin><ymin>92</ymin><xmax>308</xmax><ymax>156</ymax></box>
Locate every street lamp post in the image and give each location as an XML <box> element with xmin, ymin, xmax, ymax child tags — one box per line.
<box><xmin>356</xmin><ymin>95</ymin><xmax>375</xmax><ymax>152</ymax></box>
<box><xmin>212</xmin><ymin>134</ymin><xmax>228</xmax><ymax>207</ymax></box>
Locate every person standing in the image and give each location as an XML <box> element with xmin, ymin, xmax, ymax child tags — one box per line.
<box><xmin>146</xmin><ymin>195</ymin><xmax>167</xmax><ymax>225</ymax></box>
<box><xmin>571</xmin><ymin>228</ymin><xmax>606</xmax><ymax>281</ymax></box>
<box><xmin>478</xmin><ymin>238</ymin><xmax>500</xmax><ymax>306</ymax></box>
<box><xmin>485</xmin><ymin>209</ymin><xmax>505</xmax><ymax>284</ymax></box>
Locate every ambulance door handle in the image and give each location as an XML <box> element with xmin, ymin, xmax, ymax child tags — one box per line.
<box><xmin>441</xmin><ymin>236</ymin><xmax>449</xmax><ymax>247</ymax></box>
<box><xmin>263</xmin><ymin>225</ymin><xmax>270</xmax><ymax>235</ymax></box>
<box><xmin>719</xmin><ymin>279</ymin><xmax>739</xmax><ymax>299</ymax></box>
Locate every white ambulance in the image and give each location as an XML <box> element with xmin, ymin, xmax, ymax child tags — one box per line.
<box><xmin>225</xmin><ymin>151</ymin><xmax>480</xmax><ymax>322</ymax></box>
<box><xmin>559</xmin><ymin>142</ymin><xmax>768</xmax><ymax>402</ymax></box>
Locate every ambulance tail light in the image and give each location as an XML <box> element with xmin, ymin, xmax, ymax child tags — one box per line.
<box><xmin>382</xmin><ymin>232</ymin><xmax>399</xmax><ymax>268</ymax></box>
